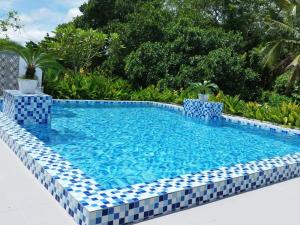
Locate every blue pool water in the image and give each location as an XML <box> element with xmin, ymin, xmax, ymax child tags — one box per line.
<box><xmin>25</xmin><ymin>103</ymin><xmax>300</xmax><ymax>190</ymax></box>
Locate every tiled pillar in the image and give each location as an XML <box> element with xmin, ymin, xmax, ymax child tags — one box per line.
<box><xmin>0</xmin><ymin>53</ymin><xmax>19</xmax><ymax>95</ymax></box>
<box><xmin>3</xmin><ymin>90</ymin><xmax>52</xmax><ymax>125</ymax></box>
<box><xmin>183</xmin><ymin>99</ymin><xmax>223</xmax><ymax>120</ymax></box>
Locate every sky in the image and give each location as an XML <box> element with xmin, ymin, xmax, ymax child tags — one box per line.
<box><xmin>0</xmin><ymin>0</ymin><xmax>88</xmax><ymax>44</ymax></box>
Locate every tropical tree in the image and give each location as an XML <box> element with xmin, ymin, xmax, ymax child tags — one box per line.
<box><xmin>74</xmin><ymin>0</ymin><xmax>147</xmax><ymax>28</ymax></box>
<box><xmin>43</xmin><ymin>25</ymin><xmax>111</xmax><ymax>72</ymax></box>
<box><xmin>0</xmin><ymin>11</ymin><xmax>22</xmax><ymax>38</ymax></box>
<box><xmin>262</xmin><ymin>0</ymin><xmax>300</xmax><ymax>95</ymax></box>
<box><xmin>0</xmin><ymin>39</ymin><xmax>62</xmax><ymax>79</ymax></box>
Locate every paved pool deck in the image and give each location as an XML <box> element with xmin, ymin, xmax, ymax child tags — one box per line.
<box><xmin>0</xmin><ymin>139</ymin><xmax>76</xmax><ymax>225</ymax></box>
<box><xmin>1</xmin><ymin>138</ymin><xmax>299</xmax><ymax>225</ymax></box>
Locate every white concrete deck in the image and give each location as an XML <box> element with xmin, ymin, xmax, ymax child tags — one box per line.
<box><xmin>1</xmin><ymin>138</ymin><xmax>300</xmax><ymax>225</ymax></box>
<box><xmin>0</xmin><ymin>139</ymin><xmax>76</xmax><ymax>225</ymax></box>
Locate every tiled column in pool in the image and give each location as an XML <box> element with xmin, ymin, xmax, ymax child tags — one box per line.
<box><xmin>1</xmin><ymin>99</ymin><xmax>300</xmax><ymax>225</ymax></box>
<box><xmin>183</xmin><ymin>99</ymin><xmax>223</xmax><ymax>120</ymax></box>
<box><xmin>3</xmin><ymin>90</ymin><xmax>52</xmax><ymax>125</ymax></box>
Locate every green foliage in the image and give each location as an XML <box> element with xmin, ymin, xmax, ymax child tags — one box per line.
<box><xmin>44</xmin><ymin>70</ymin><xmax>196</xmax><ymax>104</ymax></box>
<box><xmin>262</xmin><ymin>0</ymin><xmax>300</xmax><ymax>95</ymax></box>
<box><xmin>274</xmin><ymin>71</ymin><xmax>292</xmax><ymax>94</ymax></box>
<box><xmin>211</xmin><ymin>92</ymin><xmax>244</xmax><ymax>115</ymax></box>
<box><xmin>43</xmin><ymin>25</ymin><xmax>109</xmax><ymax>72</ymax></box>
<box><xmin>123</xmin><ymin>24</ymin><xmax>256</xmax><ymax>92</ymax></box>
<box><xmin>195</xmin><ymin>48</ymin><xmax>261</xmax><ymax>99</ymax></box>
<box><xmin>40</xmin><ymin>0</ymin><xmax>285</xmax><ymax>101</ymax></box>
<box><xmin>44</xmin><ymin>71</ymin><xmax>132</xmax><ymax>100</ymax></box>
<box><xmin>125</xmin><ymin>42</ymin><xmax>170</xmax><ymax>88</ymax></box>
<box><xmin>109</xmin><ymin>1</ymin><xmax>173</xmax><ymax>50</ymax></box>
<box><xmin>211</xmin><ymin>91</ymin><xmax>300</xmax><ymax>128</ymax></box>
<box><xmin>189</xmin><ymin>80</ymin><xmax>218</xmax><ymax>95</ymax></box>
<box><xmin>43</xmin><ymin>0</ymin><xmax>300</xmax><ymax>99</ymax></box>
<box><xmin>165</xmin><ymin>26</ymin><xmax>243</xmax><ymax>55</ymax></box>
<box><xmin>260</xmin><ymin>91</ymin><xmax>292</xmax><ymax>106</ymax></box>
<box><xmin>74</xmin><ymin>0</ymin><xmax>146</xmax><ymax>28</ymax></box>
<box><xmin>100</xmin><ymin>33</ymin><xmax>126</xmax><ymax>77</ymax></box>
<box><xmin>130</xmin><ymin>85</ymin><xmax>196</xmax><ymax>104</ymax></box>
<box><xmin>0</xmin><ymin>39</ymin><xmax>62</xmax><ymax>79</ymax></box>
<box><xmin>178</xmin><ymin>0</ymin><xmax>280</xmax><ymax>50</ymax></box>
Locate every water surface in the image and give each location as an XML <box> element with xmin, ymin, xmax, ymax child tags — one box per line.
<box><xmin>25</xmin><ymin>103</ymin><xmax>300</xmax><ymax>190</ymax></box>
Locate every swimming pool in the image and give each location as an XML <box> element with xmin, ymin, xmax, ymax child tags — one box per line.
<box><xmin>25</xmin><ymin>102</ymin><xmax>300</xmax><ymax>190</ymax></box>
<box><xmin>1</xmin><ymin>99</ymin><xmax>300</xmax><ymax>225</ymax></box>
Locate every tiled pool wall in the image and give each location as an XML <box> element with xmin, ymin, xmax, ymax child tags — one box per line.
<box><xmin>3</xmin><ymin>90</ymin><xmax>52</xmax><ymax>125</ymax></box>
<box><xmin>183</xmin><ymin>99</ymin><xmax>223</xmax><ymax>119</ymax></box>
<box><xmin>0</xmin><ymin>99</ymin><xmax>300</xmax><ymax>225</ymax></box>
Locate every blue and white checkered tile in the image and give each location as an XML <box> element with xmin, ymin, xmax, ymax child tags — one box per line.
<box><xmin>223</xmin><ymin>114</ymin><xmax>300</xmax><ymax>136</ymax></box>
<box><xmin>3</xmin><ymin>90</ymin><xmax>52</xmax><ymax>125</ymax></box>
<box><xmin>183</xmin><ymin>99</ymin><xmax>223</xmax><ymax>120</ymax></box>
<box><xmin>0</xmin><ymin>100</ymin><xmax>300</xmax><ymax>225</ymax></box>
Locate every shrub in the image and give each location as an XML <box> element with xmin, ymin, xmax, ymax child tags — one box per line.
<box><xmin>211</xmin><ymin>92</ymin><xmax>300</xmax><ymax>128</ymax></box>
<box><xmin>131</xmin><ymin>85</ymin><xmax>175</xmax><ymax>102</ymax></box>
<box><xmin>130</xmin><ymin>84</ymin><xmax>197</xmax><ymax>104</ymax></box>
<box><xmin>44</xmin><ymin>70</ymin><xmax>132</xmax><ymax>100</ymax></box>
<box><xmin>260</xmin><ymin>91</ymin><xmax>292</xmax><ymax>106</ymax></box>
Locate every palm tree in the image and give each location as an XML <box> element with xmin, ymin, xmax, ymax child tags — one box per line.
<box><xmin>0</xmin><ymin>39</ymin><xmax>62</xmax><ymax>80</ymax></box>
<box><xmin>262</xmin><ymin>0</ymin><xmax>300</xmax><ymax>95</ymax></box>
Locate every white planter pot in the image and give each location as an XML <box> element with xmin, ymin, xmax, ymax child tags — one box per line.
<box><xmin>198</xmin><ymin>94</ymin><xmax>209</xmax><ymax>101</ymax></box>
<box><xmin>18</xmin><ymin>78</ymin><xmax>38</xmax><ymax>94</ymax></box>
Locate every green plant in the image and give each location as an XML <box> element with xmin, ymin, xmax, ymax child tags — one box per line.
<box><xmin>189</xmin><ymin>80</ymin><xmax>218</xmax><ymax>94</ymax></box>
<box><xmin>44</xmin><ymin>25</ymin><xmax>110</xmax><ymax>72</ymax></box>
<box><xmin>0</xmin><ymin>39</ymin><xmax>62</xmax><ymax>79</ymax></box>
<box><xmin>260</xmin><ymin>91</ymin><xmax>292</xmax><ymax>106</ymax></box>
<box><xmin>221</xmin><ymin>94</ymin><xmax>244</xmax><ymax>115</ymax></box>
<box><xmin>211</xmin><ymin>91</ymin><xmax>300</xmax><ymax>128</ymax></box>
<box><xmin>262</xmin><ymin>0</ymin><xmax>300</xmax><ymax>95</ymax></box>
<box><xmin>44</xmin><ymin>70</ymin><xmax>132</xmax><ymax>100</ymax></box>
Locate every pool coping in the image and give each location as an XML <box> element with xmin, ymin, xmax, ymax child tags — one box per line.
<box><xmin>1</xmin><ymin>99</ymin><xmax>300</xmax><ymax>225</ymax></box>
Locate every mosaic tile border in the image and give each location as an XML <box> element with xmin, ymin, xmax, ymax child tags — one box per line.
<box><xmin>3</xmin><ymin>90</ymin><xmax>52</xmax><ymax>125</ymax></box>
<box><xmin>0</xmin><ymin>99</ymin><xmax>300</xmax><ymax>225</ymax></box>
<box><xmin>183</xmin><ymin>99</ymin><xmax>223</xmax><ymax>120</ymax></box>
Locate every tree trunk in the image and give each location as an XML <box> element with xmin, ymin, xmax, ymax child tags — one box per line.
<box><xmin>285</xmin><ymin>65</ymin><xmax>300</xmax><ymax>95</ymax></box>
<box><xmin>25</xmin><ymin>64</ymin><xmax>36</xmax><ymax>79</ymax></box>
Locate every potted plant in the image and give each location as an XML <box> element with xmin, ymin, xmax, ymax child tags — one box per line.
<box><xmin>0</xmin><ymin>40</ymin><xmax>62</xmax><ymax>94</ymax></box>
<box><xmin>190</xmin><ymin>80</ymin><xmax>219</xmax><ymax>101</ymax></box>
